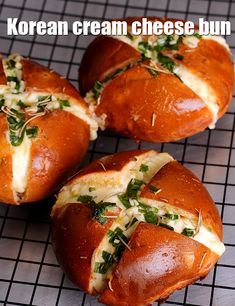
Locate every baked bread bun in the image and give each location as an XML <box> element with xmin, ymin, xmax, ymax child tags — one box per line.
<box><xmin>0</xmin><ymin>53</ymin><xmax>98</xmax><ymax>204</ymax></box>
<box><xmin>51</xmin><ymin>149</ymin><xmax>225</xmax><ymax>306</ymax></box>
<box><xmin>79</xmin><ymin>17</ymin><xmax>234</xmax><ymax>142</ymax></box>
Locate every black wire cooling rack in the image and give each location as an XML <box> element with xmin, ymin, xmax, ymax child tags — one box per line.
<box><xmin>0</xmin><ymin>0</ymin><xmax>235</xmax><ymax>305</ymax></box>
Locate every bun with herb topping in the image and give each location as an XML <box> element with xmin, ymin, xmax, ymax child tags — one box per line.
<box><xmin>51</xmin><ymin>149</ymin><xmax>225</xmax><ymax>306</ymax></box>
<box><xmin>0</xmin><ymin>53</ymin><xmax>98</xmax><ymax>204</ymax></box>
<box><xmin>79</xmin><ymin>17</ymin><xmax>234</xmax><ymax>142</ymax></box>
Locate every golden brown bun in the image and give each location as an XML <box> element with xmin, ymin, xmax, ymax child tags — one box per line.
<box><xmin>0</xmin><ymin>56</ymin><xmax>91</xmax><ymax>204</ymax></box>
<box><xmin>51</xmin><ymin>150</ymin><xmax>223</xmax><ymax>306</ymax></box>
<box><xmin>52</xmin><ymin>203</ymin><xmax>119</xmax><ymax>294</ymax></box>
<box><xmin>79</xmin><ymin>17</ymin><xmax>234</xmax><ymax>142</ymax></box>
<box><xmin>100</xmin><ymin>222</ymin><xmax>218</xmax><ymax>306</ymax></box>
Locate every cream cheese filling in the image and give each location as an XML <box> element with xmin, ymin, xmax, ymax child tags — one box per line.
<box><xmin>10</xmin><ymin>132</ymin><xmax>31</xmax><ymax>201</ymax></box>
<box><xmin>53</xmin><ymin>151</ymin><xmax>173</xmax><ymax>210</ymax></box>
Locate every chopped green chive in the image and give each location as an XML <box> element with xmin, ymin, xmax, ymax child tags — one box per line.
<box><xmin>138</xmin><ymin>41</ymin><xmax>151</xmax><ymax>55</ymax></box>
<box><xmin>77</xmin><ymin>195</ymin><xmax>93</xmax><ymax>204</ymax></box>
<box><xmin>149</xmin><ymin>185</ymin><xmax>159</xmax><ymax>193</ymax></box>
<box><xmin>181</xmin><ymin>228</ymin><xmax>194</xmax><ymax>237</ymax></box>
<box><xmin>6</xmin><ymin>59</ymin><xmax>16</xmax><ymax>69</ymax></box>
<box><xmin>17</xmin><ymin>100</ymin><xmax>27</xmax><ymax>108</ymax></box>
<box><xmin>148</xmin><ymin>68</ymin><xmax>158</xmax><ymax>77</ymax></box>
<box><xmin>0</xmin><ymin>96</ymin><xmax>5</xmax><ymax>109</ymax></box>
<box><xmin>26</xmin><ymin>126</ymin><xmax>38</xmax><ymax>138</ymax></box>
<box><xmin>38</xmin><ymin>95</ymin><xmax>52</xmax><ymax>102</ymax></box>
<box><xmin>92</xmin><ymin>80</ymin><xmax>103</xmax><ymax>99</ymax></box>
<box><xmin>59</xmin><ymin>99</ymin><xmax>70</xmax><ymax>109</ymax></box>
<box><xmin>139</xmin><ymin>163</ymin><xmax>149</xmax><ymax>173</ymax></box>
<box><xmin>127</xmin><ymin>31</ymin><xmax>134</xmax><ymax>41</ymax></box>
<box><xmin>118</xmin><ymin>193</ymin><xmax>131</xmax><ymax>209</ymax></box>
<box><xmin>89</xmin><ymin>187</ymin><xmax>96</xmax><ymax>192</ymax></box>
<box><xmin>159</xmin><ymin>223</ymin><xmax>174</xmax><ymax>231</ymax></box>
<box><xmin>175</xmin><ymin>54</ymin><xmax>184</xmax><ymax>60</ymax></box>
<box><xmin>193</xmin><ymin>32</ymin><xmax>202</xmax><ymax>39</ymax></box>
<box><xmin>126</xmin><ymin>178</ymin><xmax>144</xmax><ymax>199</ymax></box>
<box><xmin>9</xmin><ymin>132</ymin><xmax>24</xmax><ymax>146</ymax></box>
<box><xmin>157</xmin><ymin>52</ymin><xmax>176</xmax><ymax>73</ymax></box>
<box><xmin>144</xmin><ymin>211</ymin><xmax>157</xmax><ymax>224</ymax></box>
<box><xmin>164</xmin><ymin>213</ymin><xmax>179</xmax><ymax>220</ymax></box>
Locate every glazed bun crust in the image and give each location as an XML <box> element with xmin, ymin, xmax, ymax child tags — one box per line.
<box><xmin>0</xmin><ymin>116</ymin><xmax>13</xmax><ymax>203</ymax></box>
<box><xmin>0</xmin><ymin>56</ymin><xmax>91</xmax><ymax>204</ymax></box>
<box><xmin>79</xmin><ymin>36</ymin><xmax>140</xmax><ymax>95</ymax></box>
<box><xmin>140</xmin><ymin>160</ymin><xmax>222</xmax><ymax>239</ymax></box>
<box><xmin>51</xmin><ymin>150</ymin><xmax>224</xmax><ymax>306</ymax></box>
<box><xmin>24</xmin><ymin>110</ymin><xmax>89</xmax><ymax>202</ymax></box>
<box><xmin>95</xmin><ymin>65</ymin><xmax>212</xmax><ymax>142</ymax></box>
<box><xmin>100</xmin><ymin>222</ymin><xmax>218</xmax><ymax>306</ymax></box>
<box><xmin>79</xmin><ymin>17</ymin><xmax>234</xmax><ymax>142</ymax></box>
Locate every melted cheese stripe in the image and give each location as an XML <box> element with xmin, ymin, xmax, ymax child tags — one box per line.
<box><xmin>11</xmin><ymin>133</ymin><xmax>31</xmax><ymax>201</ymax></box>
<box><xmin>173</xmin><ymin>65</ymin><xmax>219</xmax><ymax>128</ymax></box>
<box><xmin>53</xmin><ymin>151</ymin><xmax>173</xmax><ymax>210</ymax></box>
<box><xmin>141</xmin><ymin>197</ymin><xmax>225</xmax><ymax>256</ymax></box>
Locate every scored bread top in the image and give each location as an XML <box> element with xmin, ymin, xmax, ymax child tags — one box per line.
<box><xmin>80</xmin><ymin>17</ymin><xmax>234</xmax><ymax>142</ymax></box>
<box><xmin>0</xmin><ymin>54</ymin><xmax>98</xmax><ymax>204</ymax></box>
<box><xmin>52</xmin><ymin>150</ymin><xmax>225</xmax><ymax>297</ymax></box>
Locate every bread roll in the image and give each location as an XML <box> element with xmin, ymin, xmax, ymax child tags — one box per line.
<box><xmin>0</xmin><ymin>53</ymin><xmax>98</xmax><ymax>204</ymax></box>
<box><xmin>79</xmin><ymin>17</ymin><xmax>234</xmax><ymax>142</ymax></box>
<box><xmin>51</xmin><ymin>149</ymin><xmax>224</xmax><ymax>305</ymax></box>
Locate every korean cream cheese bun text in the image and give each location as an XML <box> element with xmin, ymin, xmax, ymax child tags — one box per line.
<box><xmin>0</xmin><ymin>53</ymin><xmax>98</xmax><ymax>204</ymax></box>
<box><xmin>51</xmin><ymin>150</ymin><xmax>225</xmax><ymax>306</ymax></box>
<box><xmin>79</xmin><ymin>17</ymin><xmax>234</xmax><ymax>142</ymax></box>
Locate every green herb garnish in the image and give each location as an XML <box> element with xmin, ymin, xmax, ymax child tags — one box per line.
<box><xmin>92</xmin><ymin>201</ymin><xmax>116</xmax><ymax>224</ymax></box>
<box><xmin>144</xmin><ymin>211</ymin><xmax>157</xmax><ymax>224</ymax></box>
<box><xmin>9</xmin><ymin>132</ymin><xmax>24</xmax><ymax>146</ymax></box>
<box><xmin>149</xmin><ymin>185</ymin><xmax>159</xmax><ymax>193</ymax></box>
<box><xmin>38</xmin><ymin>95</ymin><xmax>52</xmax><ymax>102</ymax></box>
<box><xmin>127</xmin><ymin>31</ymin><xmax>134</xmax><ymax>41</ymax></box>
<box><xmin>26</xmin><ymin>126</ymin><xmax>38</xmax><ymax>138</ymax></box>
<box><xmin>181</xmin><ymin>228</ymin><xmax>194</xmax><ymax>237</ymax></box>
<box><xmin>139</xmin><ymin>163</ymin><xmax>149</xmax><ymax>173</ymax></box>
<box><xmin>138</xmin><ymin>41</ymin><xmax>151</xmax><ymax>56</ymax></box>
<box><xmin>126</xmin><ymin>178</ymin><xmax>144</xmax><ymax>199</ymax></box>
<box><xmin>175</xmin><ymin>54</ymin><xmax>184</xmax><ymax>60</ymax></box>
<box><xmin>94</xmin><ymin>262</ymin><xmax>109</xmax><ymax>274</ymax></box>
<box><xmin>6</xmin><ymin>59</ymin><xmax>16</xmax><ymax>69</ymax></box>
<box><xmin>193</xmin><ymin>32</ymin><xmax>202</xmax><ymax>39</ymax></box>
<box><xmin>59</xmin><ymin>99</ymin><xmax>70</xmax><ymax>109</ymax></box>
<box><xmin>148</xmin><ymin>68</ymin><xmax>158</xmax><ymax>77</ymax></box>
<box><xmin>17</xmin><ymin>100</ymin><xmax>27</xmax><ymax>108</ymax></box>
<box><xmin>92</xmin><ymin>81</ymin><xmax>103</xmax><ymax>99</ymax></box>
<box><xmin>89</xmin><ymin>187</ymin><xmax>96</xmax><ymax>192</ymax></box>
<box><xmin>157</xmin><ymin>52</ymin><xmax>176</xmax><ymax>73</ymax></box>
<box><xmin>78</xmin><ymin>195</ymin><xmax>93</xmax><ymax>204</ymax></box>
<box><xmin>118</xmin><ymin>193</ymin><xmax>132</xmax><ymax>209</ymax></box>
<box><xmin>159</xmin><ymin>223</ymin><xmax>174</xmax><ymax>231</ymax></box>
<box><xmin>125</xmin><ymin>217</ymin><xmax>138</xmax><ymax>229</ymax></box>
<box><xmin>164</xmin><ymin>213</ymin><xmax>179</xmax><ymax>220</ymax></box>
<box><xmin>0</xmin><ymin>96</ymin><xmax>5</xmax><ymax>109</ymax></box>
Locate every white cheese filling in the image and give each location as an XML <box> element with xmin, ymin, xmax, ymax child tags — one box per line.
<box><xmin>10</xmin><ymin>132</ymin><xmax>31</xmax><ymax>200</ymax></box>
<box><xmin>173</xmin><ymin>65</ymin><xmax>219</xmax><ymax>128</ymax></box>
<box><xmin>54</xmin><ymin>151</ymin><xmax>173</xmax><ymax>209</ymax></box>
